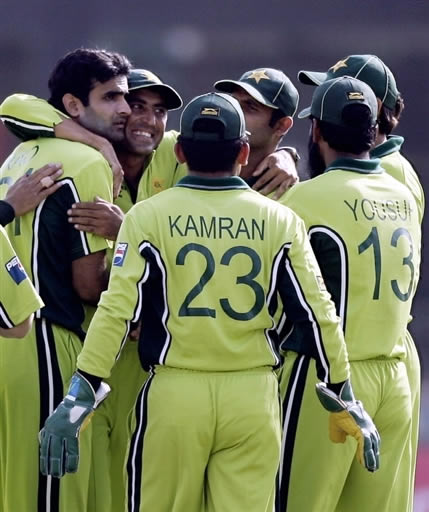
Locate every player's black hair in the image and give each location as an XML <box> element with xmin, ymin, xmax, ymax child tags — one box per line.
<box><xmin>48</xmin><ymin>48</ymin><xmax>131</xmax><ymax>113</ymax></box>
<box><xmin>316</xmin><ymin>104</ymin><xmax>376</xmax><ymax>154</ymax></box>
<box><xmin>178</xmin><ymin>126</ymin><xmax>247</xmax><ymax>173</ymax></box>
<box><xmin>269</xmin><ymin>108</ymin><xmax>287</xmax><ymax>128</ymax></box>
<box><xmin>378</xmin><ymin>93</ymin><xmax>404</xmax><ymax>135</ymax></box>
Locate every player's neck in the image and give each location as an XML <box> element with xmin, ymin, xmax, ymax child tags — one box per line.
<box><xmin>375</xmin><ymin>132</ymin><xmax>387</xmax><ymax>147</ymax></box>
<box><xmin>117</xmin><ymin>151</ymin><xmax>149</xmax><ymax>183</ymax></box>
<box><xmin>240</xmin><ymin>144</ymin><xmax>276</xmax><ymax>178</ymax></box>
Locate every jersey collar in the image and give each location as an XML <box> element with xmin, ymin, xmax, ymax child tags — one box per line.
<box><xmin>370</xmin><ymin>135</ymin><xmax>404</xmax><ymax>159</ymax></box>
<box><xmin>325</xmin><ymin>157</ymin><xmax>383</xmax><ymax>175</ymax></box>
<box><xmin>175</xmin><ymin>175</ymin><xmax>250</xmax><ymax>190</ymax></box>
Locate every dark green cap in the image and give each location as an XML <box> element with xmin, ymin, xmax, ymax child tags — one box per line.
<box><xmin>298</xmin><ymin>55</ymin><xmax>400</xmax><ymax>110</ymax></box>
<box><xmin>214</xmin><ymin>68</ymin><xmax>299</xmax><ymax>117</ymax></box>
<box><xmin>127</xmin><ymin>69</ymin><xmax>183</xmax><ymax>110</ymax></box>
<box><xmin>298</xmin><ymin>76</ymin><xmax>378</xmax><ymax>127</ymax></box>
<box><xmin>180</xmin><ymin>92</ymin><xmax>247</xmax><ymax>142</ymax></box>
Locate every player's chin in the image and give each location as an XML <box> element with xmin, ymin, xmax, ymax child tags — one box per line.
<box><xmin>109</xmin><ymin>127</ymin><xmax>127</xmax><ymax>142</ymax></box>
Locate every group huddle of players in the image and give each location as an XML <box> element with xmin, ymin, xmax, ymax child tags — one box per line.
<box><xmin>0</xmin><ymin>48</ymin><xmax>424</xmax><ymax>512</ymax></box>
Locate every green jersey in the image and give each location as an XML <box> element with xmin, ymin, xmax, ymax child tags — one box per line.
<box><xmin>371</xmin><ymin>135</ymin><xmax>425</xmax><ymax>223</ymax></box>
<box><xmin>0</xmin><ymin>225</ymin><xmax>43</xmax><ymax>328</ymax></box>
<box><xmin>0</xmin><ymin>138</ymin><xmax>113</xmax><ymax>338</ymax></box>
<box><xmin>282</xmin><ymin>158</ymin><xmax>421</xmax><ymax>361</ymax></box>
<box><xmin>78</xmin><ymin>175</ymin><xmax>350</xmax><ymax>383</ymax></box>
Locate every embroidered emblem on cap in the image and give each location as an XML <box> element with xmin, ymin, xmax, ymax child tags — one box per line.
<box><xmin>247</xmin><ymin>70</ymin><xmax>270</xmax><ymax>84</ymax></box>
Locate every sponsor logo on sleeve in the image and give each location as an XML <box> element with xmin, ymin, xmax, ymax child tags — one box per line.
<box><xmin>5</xmin><ymin>256</ymin><xmax>27</xmax><ymax>284</ymax></box>
<box><xmin>113</xmin><ymin>243</ymin><xmax>128</xmax><ymax>267</ymax></box>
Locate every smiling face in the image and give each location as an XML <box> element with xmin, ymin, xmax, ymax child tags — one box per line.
<box><xmin>78</xmin><ymin>75</ymin><xmax>131</xmax><ymax>142</ymax></box>
<box><xmin>123</xmin><ymin>88</ymin><xmax>168</xmax><ymax>156</ymax></box>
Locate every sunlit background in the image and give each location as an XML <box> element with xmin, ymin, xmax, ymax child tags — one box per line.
<box><xmin>0</xmin><ymin>1</ymin><xmax>427</xmax><ymax>509</ymax></box>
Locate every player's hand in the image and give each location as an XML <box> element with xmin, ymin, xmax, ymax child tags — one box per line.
<box><xmin>129</xmin><ymin>320</ymin><xmax>141</xmax><ymax>341</ymax></box>
<box><xmin>39</xmin><ymin>372</ymin><xmax>110</xmax><ymax>477</ymax></box>
<box><xmin>251</xmin><ymin>149</ymin><xmax>298</xmax><ymax>199</ymax></box>
<box><xmin>68</xmin><ymin>197</ymin><xmax>124</xmax><ymax>241</ymax></box>
<box><xmin>315</xmin><ymin>380</ymin><xmax>380</xmax><ymax>472</ymax></box>
<box><xmin>4</xmin><ymin>163</ymin><xmax>63</xmax><ymax>216</ymax></box>
<box><xmin>99</xmin><ymin>142</ymin><xmax>124</xmax><ymax>199</ymax></box>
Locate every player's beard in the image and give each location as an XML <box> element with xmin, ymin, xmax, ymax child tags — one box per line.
<box><xmin>307</xmin><ymin>135</ymin><xmax>326</xmax><ymax>178</ymax></box>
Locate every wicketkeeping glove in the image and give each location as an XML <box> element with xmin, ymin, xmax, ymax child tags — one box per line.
<box><xmin>39</xmin><ymin>372</ymin><xmax>110</xmax><ymax>477</ymax></box>
<box><xmin>315</xmin><ymin>380</ymin><xmax>380</xmax><ymax>472</ymax></box>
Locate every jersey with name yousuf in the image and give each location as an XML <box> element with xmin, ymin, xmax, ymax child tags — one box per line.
<box><xmin>0</xmin><ymin>138</ymin><xmax>113</xmax><ymax>338</ymax></box>
<box><xmin>78</xmin><ymin>175</ymin><xmax>350</xmax><ymax>384</ymax></box>
<box><xmin>0</xmin><ymin>225</ymin><xmax>44</xmax><ymax>329</ymax></box>
<box><xmin>282</xmin><ymin>158</ymin><xmax>421</xmax><ymax>361</ymax></box>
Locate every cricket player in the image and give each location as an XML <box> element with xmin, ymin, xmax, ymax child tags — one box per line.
<box><xmin>0</xmin><ymin>48</ymin><xmax>131</xmax><ymax>512</ymax></box>
<box><xmin>0</xmin><ymin>68</ymin><xmax>301</xmax><ymax>512</ymax></box>
<box><xmin>215</xmin><ymin>67</ymin><xmax>300</xmax><ymax>195</ymax></box>
<box><xmin>39</xmin><ymin>92</ymin><xmax>379</xmax><ymax>512</ymax></box>
<box><xmin>277</xmin><ymin>76</ymin><xmax>420</xmax><ymax>512</ymax></box>
<box><xmin>297</xmin><ymin>54</ymin><xmax>424</xmax><ymax>511</ymax></box>
<box><xmin>0</xmin><ymin>224</ymin><xmax>44</xmax><ymax>338</ymax></box>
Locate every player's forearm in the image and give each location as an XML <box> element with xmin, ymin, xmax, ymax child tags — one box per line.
<box><xmin>0</xmin><ymin>200</ymin><xmax>15</xmax><ymax>226</ymax></box>
<box><xmin>77</xmin><ymin>300</ymin><xmax>131</xmax><ymax>378</ymax></box>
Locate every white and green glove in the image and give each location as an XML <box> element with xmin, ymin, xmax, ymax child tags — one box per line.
<box><xmin>39</xmin><ymin>372</ymin><xmax>110</xmax><ymax>477</ymax></box>
<box><xmin>315</xmin><ymin>380</ymin><xmax>380</xmax><ymax>472</ymax></box>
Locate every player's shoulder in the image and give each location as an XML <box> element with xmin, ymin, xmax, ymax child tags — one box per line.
<box><xmin>155</xmin><ymin>130</ymin><xmax>179</xmax><ymax>154</ymax></box>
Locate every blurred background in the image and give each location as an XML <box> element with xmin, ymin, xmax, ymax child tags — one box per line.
<box><xmin>0</xmin><ymin>0</ymin><xmax>427</xmax><ymax>508</ymax></box>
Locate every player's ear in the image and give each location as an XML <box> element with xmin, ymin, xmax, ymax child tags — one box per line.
<box><xmin>376</xmin><ymin>98</ymin><xmax>383</xmax><ymax>116</ymax></box>
<box><xmin>62</xmin><ymin>94</ymin><xmax>84</xmax><ymax>118</ymax></box>
<box><xmin>237</xmin><ymin>141</ymin><xmax>250</xmax><ymax>166</ymax></box>
<box><xmin>312</xmin><ymin>118</ymin><xmax>321</xmax><ymax>143</ymax></box>
<box><xmin>174</xmin><ymin>142</ymin><xmax>186</xmax><ymax>164</ymax></box>
<box><xmin>274</xmin><ymin>116</ymin><xmax>293</xmax><ymax>137</ymax></box>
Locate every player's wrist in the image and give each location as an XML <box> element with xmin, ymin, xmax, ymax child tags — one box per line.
<box><xmin>0</xmin><ymin>200</ymin><xmax>16</xmax><ymax>226</ymax></box>
<box><xmin>275</xmin><ymin>145</ymin><xmax>300</xmax><ymax>165</ymax></box>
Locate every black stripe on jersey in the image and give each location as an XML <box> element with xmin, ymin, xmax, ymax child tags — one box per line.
<box><xmin>127</xmin><ymin>372</ymin><xmax>154</xmax><ymax>512</ymax></box>
<box><xmin>31</xmin><ymin>179</ymin><xmax>89</xmax><ymax>304</ymax></box>
<box><xmin>276</xmin><ymin>354</ymin><xmax>311</xmax><ymax>511</ymax></box>
<box><xmin>0</xmin><ymin>302</ymin><xmax>14</xmax><ymax>328</ymax></box>
<box><xmin>276</xmin><ymin>249</ymin><xmax>331</xmax><ymax>382</ymax></box>
<box><xmin>137</xmin><ymin>242</ymin><xmax>172</xmax><ymax>369</ymax></box>
<box><xmin>308</xmin><ymin>226</ymin><xmax>349</xmax><ymax>333</ymax></box>
<box><xmin>35</xmin><ymin>319</ymin><xmax>63</xmax><ymax>512</ymax></box>
<box><xmin>0</xmin><ymin>116</ymin><xmax>55</xmax><ymax>141</ymax></box>
<box><xmin>265</xmin><ymin>245</ymin><xmax>294</xmax><ymax>366</ymax></box>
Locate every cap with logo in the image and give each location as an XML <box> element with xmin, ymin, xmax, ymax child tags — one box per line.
<box><xmin>298</xmin><ymin>55</ymin><xmax>400</xmax><ymax>110</ymax></box>
<box><xmin>214</xmin><ymin>68</ymin><xmax>299</xmax><ymax>117</ymax></box>
<box><xmin>298</xmin><ymin>76</ymin><xmax>378</xmax><ymax>128</ymax></box>
<box><xmin>180</xmin><ymin>92</ymin><xmax>247</xmax><ymax>142</ymax></box>
<box><xmin>127</xmin><ymin>69</ymin><xmax>183</xmax><ymax>110</ymax></box>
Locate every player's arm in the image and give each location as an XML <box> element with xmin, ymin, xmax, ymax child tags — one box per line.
<box><xmin>251</xmin><ymin>147</ymin><xmax>299</xmax><ymax>199</ymax></box>
<box><xmin>0</xmin><ymin>226</ymin><xmax>44</xmax><ymax>337</ymax></box>
<box><xmin>276</xmin><ymin>215</ymin><xmax>380</xmax><ymax>472</ymax></box>
<box><xmin>0</xmin><ymin>315</ymin><xmax>34</xmax><ymax>339</ymax></box>
<box><xmin>0</xmin><ymin>94</ymin><xmax>123</xmax><ymax>197</ymax></box>
<box><xmin>72</xmin><ymin>250</ymin><xmax>109</xmax><ymax>305</ymax></box>
<box><xmin>276</xmin><ymin>215</ymin><xmax>349</xmax><ymax>384</ymax></box>
<box><xmin>39</xmin><ymin>209</ymin><xmax>149</xmax><ymax>477</ymax></box>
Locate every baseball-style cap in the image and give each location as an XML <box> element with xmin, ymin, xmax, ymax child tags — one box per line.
<box><xmin>298</xmin><ymin>76</ymin><xmax>378</xmax><ymax>127</ymax></box>
<box><xmin>127</xmin><ymin>69</ymin><xmax>183</xmax><ymax>110</ymax></box>
<box><xmin>180</xmin><ymin>92</ymin><xmax>247</xmax><ymax>142</ymax></box>
<box><xmin>298</xmin><ymin>55</ymin><xmax>400</xmax><ymax>110</ymax></box>
<box><xmin>214</xmin><ymin>68</ymin><xmax>299</xmax><ymax>117</ymax></box>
